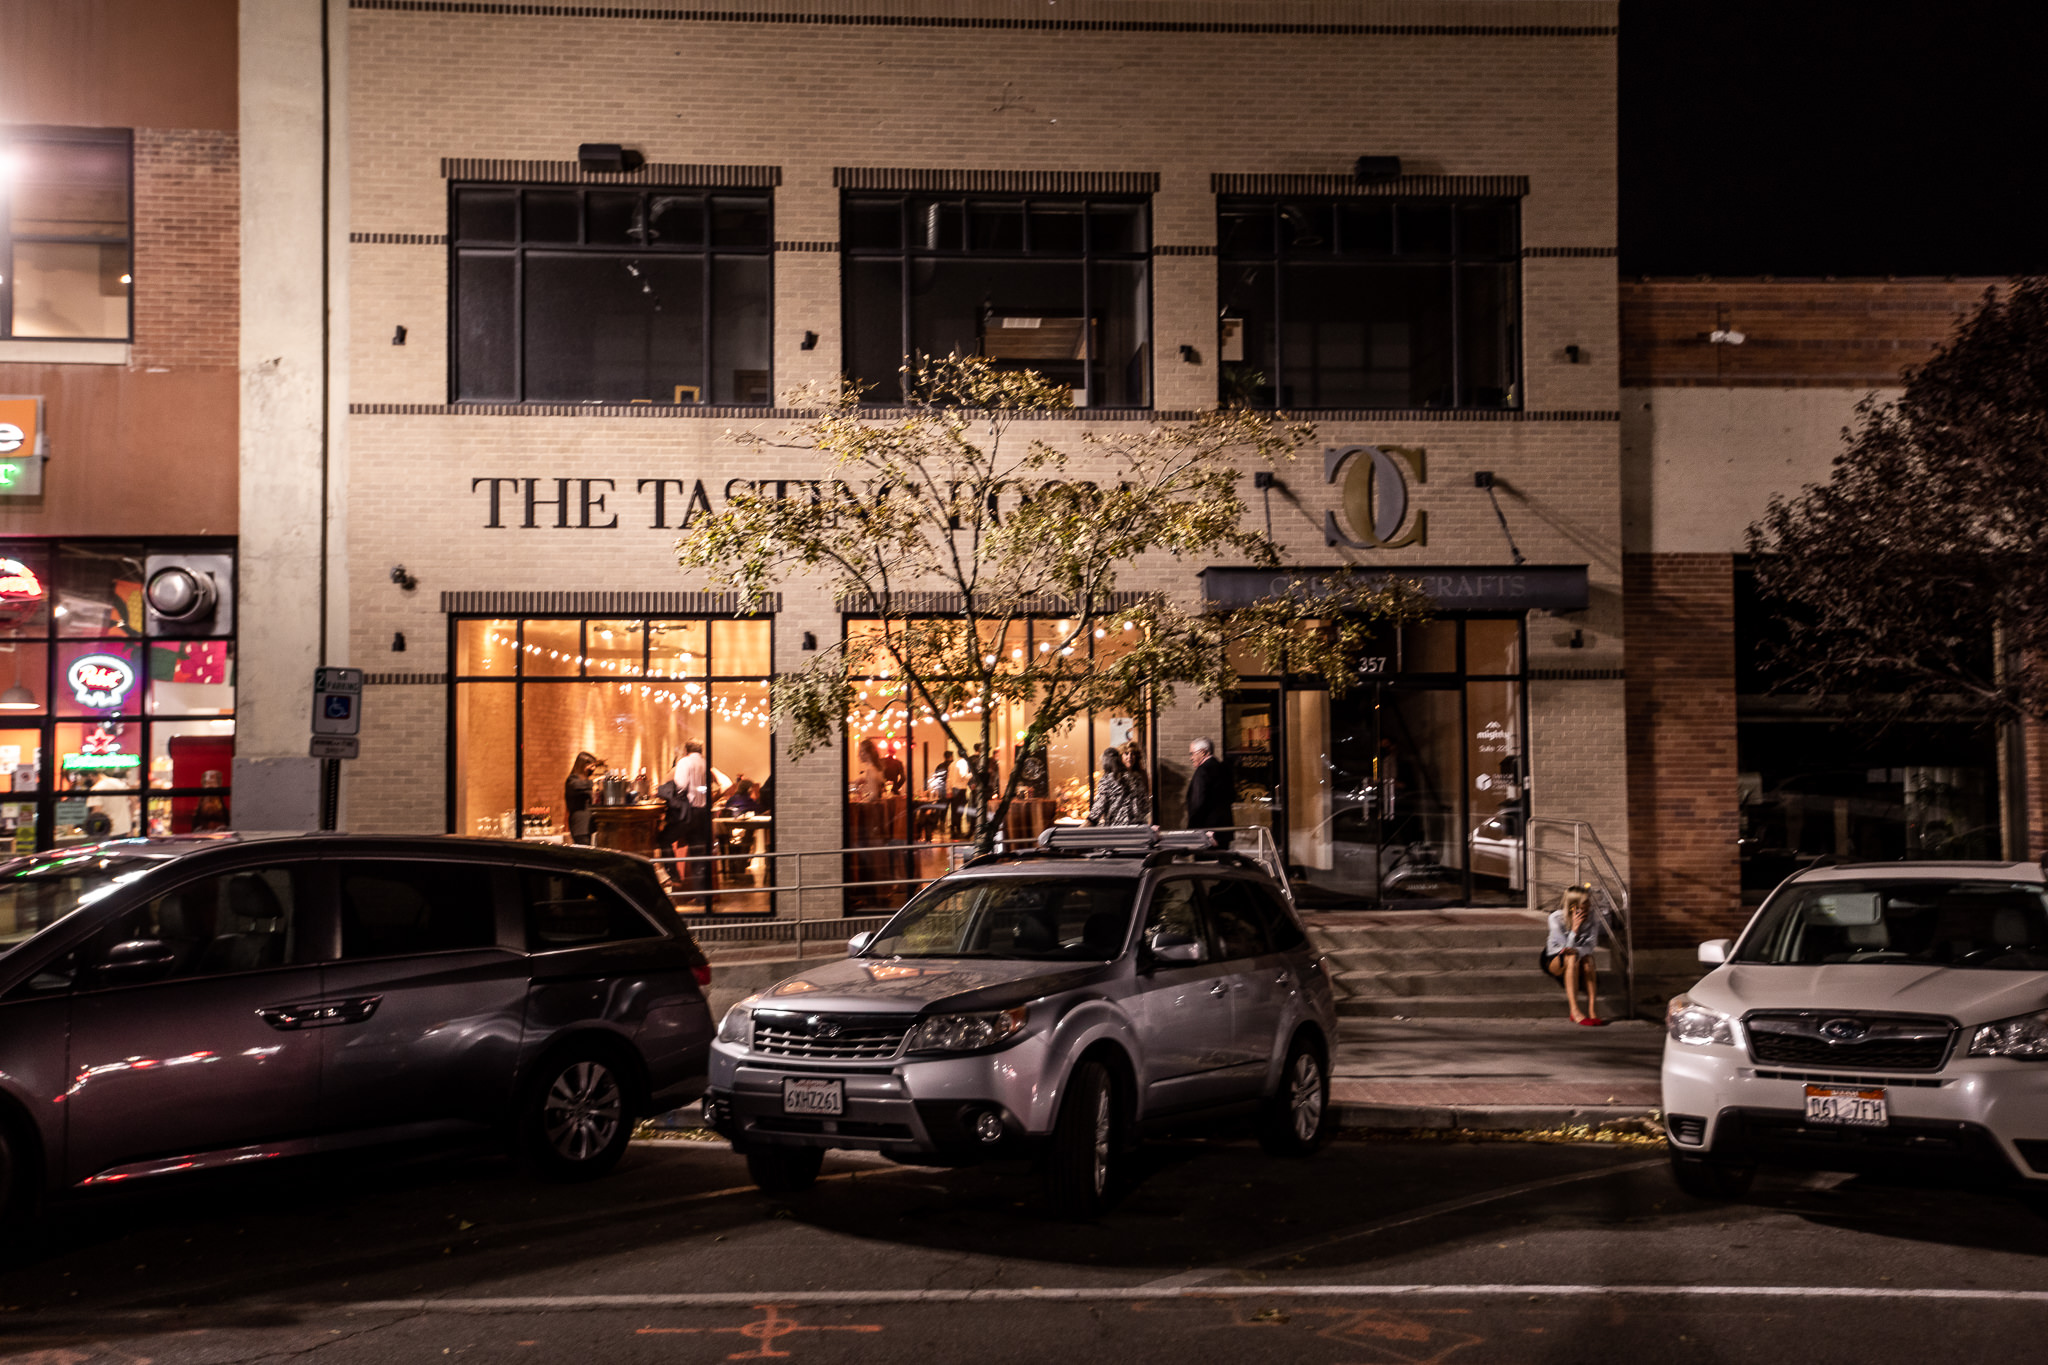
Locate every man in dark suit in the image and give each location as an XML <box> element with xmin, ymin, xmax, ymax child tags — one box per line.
<box><xmin>1184</xmin><ymin>737</ymin><xmax>1234</xmax><ymax>847</ymax></box>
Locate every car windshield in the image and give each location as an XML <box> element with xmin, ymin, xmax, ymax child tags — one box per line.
<box><xmin>0</xmin><ymin>851</ymin><xmax>168</xmax><ymax>955</ymax></box>
<box><xmin>1735</xmin><ymin>879</ymin><xmax>2048</xmax><ymax>969</ymax></box>
<box><xmin>862</xmin><ymin>877</ymin><xmax>1136</xmax><ymax>961</ymax></box>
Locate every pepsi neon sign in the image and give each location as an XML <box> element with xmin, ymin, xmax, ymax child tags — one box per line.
<box><xmin>67</xmin><ymin>654</ymin><xmax>136</xmax><ymax>710</ymax></box>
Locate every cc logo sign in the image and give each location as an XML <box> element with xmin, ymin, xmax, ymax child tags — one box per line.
<box><xmin>1323</xmin><ymin>444</ymin><xmax>1427</xmax><ymax>550</ymax></box>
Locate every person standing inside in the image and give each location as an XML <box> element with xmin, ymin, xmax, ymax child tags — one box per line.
<box><xmin>1184</xmin><ymin>737</ymin><xmax>1234</xmax><ymax>848</ymax></box>
<box><xmin>564</xmin><ymin>751</ymin><xmax>601</xmax><ymax>845</ymax></box>
<box><xmin>673</xmin><ymin>742</ymin><xmax>713</xmax><ymax>908</ymax></box>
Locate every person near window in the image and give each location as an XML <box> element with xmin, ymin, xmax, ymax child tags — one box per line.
<box><xmin>671</xmin><ymin>742</ymin><xmax>713</xmax><ymax>908</ymax></box>
<box><xmin>1087</xmin><ymin>748</ymin><xmax>1147</xmax><ymax>827</ymax></box>
<box><xmin>1544</xmin><ymin>885</ymin><xmax>1603</xmax><ymax>1025</ymax></box>
<box><xmin>1121</xmin><ymin>739</ymin><xmax>1152</xmax><ymax>823</ymax></box>
<box><xmin>565</xmin><ymin>751</ymin><xmax>601</xmax><ymax>844</ymax></box>
<box><xmin>1185</xmin><ymin>737</ymin><xmax>1234</xmax><ymax>847</ymax></box>
<box><xmin>921</xmin><ymin>754</ymin><xmax>953</xmax><ymax>841</ymax></box>
<box><xmin>854</xmin><ymin>738</ymin><xmax>891</xmax><ymax>802</ymax></box>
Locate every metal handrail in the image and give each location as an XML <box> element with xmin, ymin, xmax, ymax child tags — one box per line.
<box><xmin>1526</xmin><ymin>815</ymin><xmax>1634</xmax><ymax>1018</ymax></box>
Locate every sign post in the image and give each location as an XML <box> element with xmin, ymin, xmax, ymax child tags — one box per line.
<box><xmin>311</xmin><ymin>667</ymin><xmax>363</xmax><ymax>830</ymax></box>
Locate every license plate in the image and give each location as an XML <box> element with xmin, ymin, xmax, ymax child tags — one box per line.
<box><xmin>782</xmin><ymin>1077</ymin><xmax>844</xmax><ymax>1116</ymax></box>
<box><xmin>1804</xmin><ymin>1084</ymin><xmax>1887</xmax><ymax>1127</ymax></box>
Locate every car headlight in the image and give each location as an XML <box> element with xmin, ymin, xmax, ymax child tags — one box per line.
<box><xmin>1667</xmin><ymin>992</ymin><xmax>1741</xmax><ymax>1048</ymax></box>
<box><xmin>1969</xmin><ymin>1009</ymin><xmax>2048</xmax><ymax>1059</ymax></box>
<box><xmin>717</xmin><ymin>996</ymin><xmax>758</xmax><ymax>1048</ymax></box>
<box><xmin>904</xmin><ymin>1007</ymin><xmax>1028</xmax><ymax>1054</ymax></box>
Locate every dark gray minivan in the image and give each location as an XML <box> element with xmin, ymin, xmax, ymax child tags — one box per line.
<box><xmin>0</xmin><ymin>833</ymin><xmax>714</xmax><ymax>1223</ymax></box>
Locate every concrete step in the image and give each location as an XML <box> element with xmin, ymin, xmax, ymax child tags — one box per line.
<box><xmin>1335</xmin><ymin>967</ymin><xmax>1616</xmax><ymax>999</ymax></box>
<box><xmin>1328</xmin><ymin>945</ymin><xmax>1613</xmax><ymax>974</ymax></box>
<box><xmin>1307</xmin><ymin>925</ymin><xmax>1547</xmax><ymax>951</ymax></box>
<box><xmin>1336</xmin><ymin>991</ymin><xmax>1573</xmax><ymax>1019</ymax></box>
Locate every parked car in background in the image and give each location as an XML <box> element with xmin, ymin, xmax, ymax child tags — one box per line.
<box><xmin>706</xmin><ymin>827</ymin><xmax>1338</xmax><ymax>1219</ymax></box>
<box><xmin>1664</xmin><ymin>859</ymin><xmax>2048</xmax><ymax>1200</ymax></box>
<box><xmin>0</xmin><ymin>834</ymin><xmax>713</xmax><ymax>1225</ymax></box>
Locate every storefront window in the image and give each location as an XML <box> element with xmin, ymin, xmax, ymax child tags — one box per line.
<box><xmin>842</xmin><ymin>616</ymin><xmax>1152</xmax><ymax>911</ymax></box>
<box><xmin>450</xmin><ymin>615</ymin><xmax>775</xmax><ymax>912</ymax></box>
<box><xmin>0</xmin><ymin>538</ymin><xmax>236</xmax><ymax>848</ymax></box>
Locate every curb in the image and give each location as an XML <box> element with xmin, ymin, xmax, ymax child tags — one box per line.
<box><xmin>1334</xmin><ymin>1101</ymin><xmax>1660</xmax><ymax>1133</ymax></box>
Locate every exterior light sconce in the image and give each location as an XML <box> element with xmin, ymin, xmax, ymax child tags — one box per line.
<box><xmin>392</xmin><ymin>631</ymin><xmax>407</xmax><ymax>653</ymax></box>
<box><xmin>390</xmin><ymin>565</ymin><xmax>419</xmax><ymax>592</ymax></box>
<box><xmin>392</xmin><ymin>325</ymin><xmax>407</xmax><ymax>346</ymax></box>
<box><xmin>801</xmin><ymin>331</ymin><xmax>819</xmax><ymax>350</ymax></box>
<box><xmin>1707</xmin><ymin>328</ymin><xmax>1746</xmax><ymax>345</ymax></box>
<box><xmin>801</xmin><ymin>631</ymin><xmax>817</xmax><ymax>651</ymax></box>
<box><xmin>1178</xmin><ymin>344</ymin><xmax>1200</xmax><ymax>364</ymax></box>
<box><xmin>577</xmin><ymin>143</ymin><xmax>643</xmax><ymax>175</ymax></box>
<box><xmin>1569</xmin><ymin>628</ymin><xmax>1585</xmax><ymax>649</ymax></box>
<box><xmin>1563</xmin><ymin>344</ymin><xmax>1582</xmax><ymax>363</ymax></box>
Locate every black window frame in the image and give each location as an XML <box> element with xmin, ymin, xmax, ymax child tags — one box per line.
<box><xmin>1216</xmin><ymin>195</ymin><xmax>1521</xmax><ymax>411</ymax></box>
<box><xmin>839</xmin><ymin>191</ymin><xmax>1154</xmax><ymax>407</ymax></box>
<box><xmin>0</xmin><ymin>126</ymin><xmax>134</xmax><ymax>344</ymax></box>
<box><xmin>446</xmin><ymin>182</ymin><xmax>774</xmax><ymax>406</ymax></box>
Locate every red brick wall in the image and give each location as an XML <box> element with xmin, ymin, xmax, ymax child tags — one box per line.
<box><xmin>1624</xmin><ymin>552</ymin><xmax>1741</xmax><ymax>946</ymax></box>
<box><xmin>133</xmin><ymin>127</ymin><xmax>239</xmax><ymax>372</ymax></box>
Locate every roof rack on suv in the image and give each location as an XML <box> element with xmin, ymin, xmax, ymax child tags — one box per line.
<box><xmin>955</xmin><ymin>825</ymin><xmax>1272</xmax><ymax>878</ymax></box>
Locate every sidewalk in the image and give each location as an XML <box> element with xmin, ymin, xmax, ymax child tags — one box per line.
<box><xmin>1330</xmin><ymin>1016</ymin><xmax>1664</xmax><ymax>1131</ymax></box>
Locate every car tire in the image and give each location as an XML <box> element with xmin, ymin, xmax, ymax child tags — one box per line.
<box><xmin>746</xmin><ymin>1145</ymin><xmax>825</xmax><ymax>1195</ymax></box>
<box><xmin>1043</xmin><ymin>1059</ymin><xmax>1122</xmax><ymax>1221</ymax></box>
<box><xmin>1668</xmin><ymin>1150</ymin><xmax>1755</xmax><ymax>1201</ymax></box>
<box><xmin>520</xmin><ymin>1048</ymin><xmax>633</xmax><ymax>1183</ymax></box>
<box><xmin>1258</xmin><ymin>1032</ymin><xmax>1331</xmax><ymax>1158</ymax></box>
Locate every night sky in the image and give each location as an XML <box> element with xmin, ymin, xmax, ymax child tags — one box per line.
<box><xmin>1620</xmin><ymin>1</ymin><xmax>2048</xmax><ymax>278</ymax></box>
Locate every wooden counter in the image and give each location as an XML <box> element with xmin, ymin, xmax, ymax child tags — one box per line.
<box><xmin>591</xmin><ymin>802</ymin><xmax>665</xmax><ymax>857</ymax></box>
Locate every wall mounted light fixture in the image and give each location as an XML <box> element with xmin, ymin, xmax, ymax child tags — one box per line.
<box><xmin>392</xmin><ymin>325</ymin><xmax>407</xmax><ymax>346</ymax></box>
<box><xmin>1563</xmin><ymin>344</ymin><xmax>1582</xmax><ymax>364</ymax></box>
<box><xmin>801</xmin><ymin>330</ymin><xmax>819</xmax><ymax>350</ymax></box>
<box><xmin>1178</xmin><ymin>344</ymin><xmax>1199</xmax><ymax>364</ymax></box>
<box><xmin>390</xmin><ymin>565</ymin><xmax>419</xmax><ymax>592</ymax></box>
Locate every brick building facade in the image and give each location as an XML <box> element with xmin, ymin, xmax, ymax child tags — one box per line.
<box><xmin>233</xmin><ymin>0</ymin><xmax>1632</xmax><ymax>923</ymax></box>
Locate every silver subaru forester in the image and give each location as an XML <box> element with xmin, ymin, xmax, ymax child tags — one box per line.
<box><xmin>705</xmin><ymin>828</ymin><xmax>1338</xmax><ymax>1218</ymax></box>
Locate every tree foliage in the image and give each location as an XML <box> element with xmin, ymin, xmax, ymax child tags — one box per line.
<box><xmin>1750</xmin><ymin>278</ymin><xmax>2048</xmax><ymax>724</ymax></box>
<box><xmin>678</xmin><ymin>355</ymin><xmax>1430</xmax><ymax>849</ymax></box>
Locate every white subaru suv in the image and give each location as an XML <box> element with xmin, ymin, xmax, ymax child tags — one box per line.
<box><xmin>1663</xmin><ymin>861</ymin><xmax>2048</xmax><ymax>1199</ymax></box>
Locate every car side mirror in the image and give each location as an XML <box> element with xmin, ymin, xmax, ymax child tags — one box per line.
<box><xmin>98</xmin><ymin>938</ymin><xmax>179</xmax><ymax>985</ymax></box>
<box><xmin>1148</xmin><ymin>931</ymin><xmax>1205</xmax><ymax>965</ymax></box>
<box><xmin>846</xmin><ymin>931</ymin><xmax>875</xmax><ymax>958</ymax></box>
<box><xmin>1698</xmin><ymin>938</ymin><xmax>1731</xmax><ymax>965</ymax></box>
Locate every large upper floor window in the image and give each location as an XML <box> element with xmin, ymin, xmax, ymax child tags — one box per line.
<box><xmin>450</xmin><ymin>184</ymin><xmax>772</xmax><ymax>405</ymax></box>
<box><xmin>842</xmin><ymin>194</ymin><xmax>1151</xmax><ymax>407</ymax></box>
<box><xmin>0</xmin><ymin>127</ymin><xmax>132</xmax><ymax>342</ymax></box>
<box><xmin>1218</xmin><ymin>197</ymin><xmax>1519</xmax><ymax>410</ymax></box>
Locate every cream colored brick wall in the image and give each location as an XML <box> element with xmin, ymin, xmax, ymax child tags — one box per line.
<box><xmin>333</xmin><ymin>0</ymin><xmax>1626</xmax><ymax>874</ymax></box>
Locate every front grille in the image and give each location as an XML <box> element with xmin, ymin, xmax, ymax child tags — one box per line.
<box><xmin>1667</xmin><ymin>1114</ymin><xmax>1707</xmax><ymax>1145</ymax></box>
<box><xmin>1752</xmin><ymin>1069</ymin><xmax>1946</xmax><ymax>1088</ymax></box>
<box><xmin>752</xmin><ymin>1010</ymin><xmax>915</xmax><ymax>1060</ymax></box>
<box><xmin>1746</xmin><ymin>1011</ymin><xmax>1953</xmax><ymax>1073</ymax></box>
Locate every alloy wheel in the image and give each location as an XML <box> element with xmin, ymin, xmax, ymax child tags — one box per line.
<box><xmin>1090</xmin><ymin>1084</ymin><xmax>1112</xmax><ymax>1196</ymax></box>
<box><xmin>543</xmin><ymin>1060</ymin><xmax>623</xmax><ymax>1163</ymax></box>
<box><xmin>1289</xmin><ymin>1052</ymin><xmax>1324</xmax><ymax>1142</ymax></box>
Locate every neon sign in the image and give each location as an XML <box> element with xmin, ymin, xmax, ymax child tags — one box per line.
<box><xmin>67</xmin><ymin>654</ymin><xmax>136</xmax><ymax>710</ymax></box>
<box><xmin>61</xmin><ymin>752</ymin><xmax>140</xmax><ymax>773</ymax></box>
<box><xmin>0</xmin><ymin>558</ymin><xmax>41</xmax><ymax>610</ymax></box>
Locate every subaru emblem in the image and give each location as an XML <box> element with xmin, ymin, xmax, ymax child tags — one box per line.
<box><xmin>1819</xmin><ymin>1017</ymin><xmax>1868</xmax><ymax>1042</ymax></box>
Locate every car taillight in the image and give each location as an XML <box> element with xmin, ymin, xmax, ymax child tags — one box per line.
<box><xmin>692</xmin><ymin>964</ymin><xmax>713</xmax><ymax>988</ymax></box>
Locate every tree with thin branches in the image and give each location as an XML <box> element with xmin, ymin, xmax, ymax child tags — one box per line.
<box><xmin>680</xmin><ymin>355</ymin><xmax>1429</xmax><ymax>853</ymax></box>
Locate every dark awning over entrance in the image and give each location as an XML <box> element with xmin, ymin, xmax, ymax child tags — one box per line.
<box><xmin>1199</xmin><ymin>565</ymin><xmax>1589</xmax><ymax>613</ymax></box>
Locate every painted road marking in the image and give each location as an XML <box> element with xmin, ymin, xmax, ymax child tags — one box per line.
<box><xmin>331</xmin><ymin>1284</ymin><xmax>2048</xmax><ymax>1311</ymax></box>
<box><xmin>637</xmin><ymin>1304</ymin><xmax>883</xmax><ymax>1359</ymax></box>
<box><xmin>1142</xmin><ymin>1154</ymin><xmax>1669</xmax><ymax>1289</ymax></box>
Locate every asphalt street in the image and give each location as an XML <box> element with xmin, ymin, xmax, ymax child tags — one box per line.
<box><xmin>3</xmin><ymin>1131</ymin><xmax>2046</xmax><ymax>1364</ymax></box>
